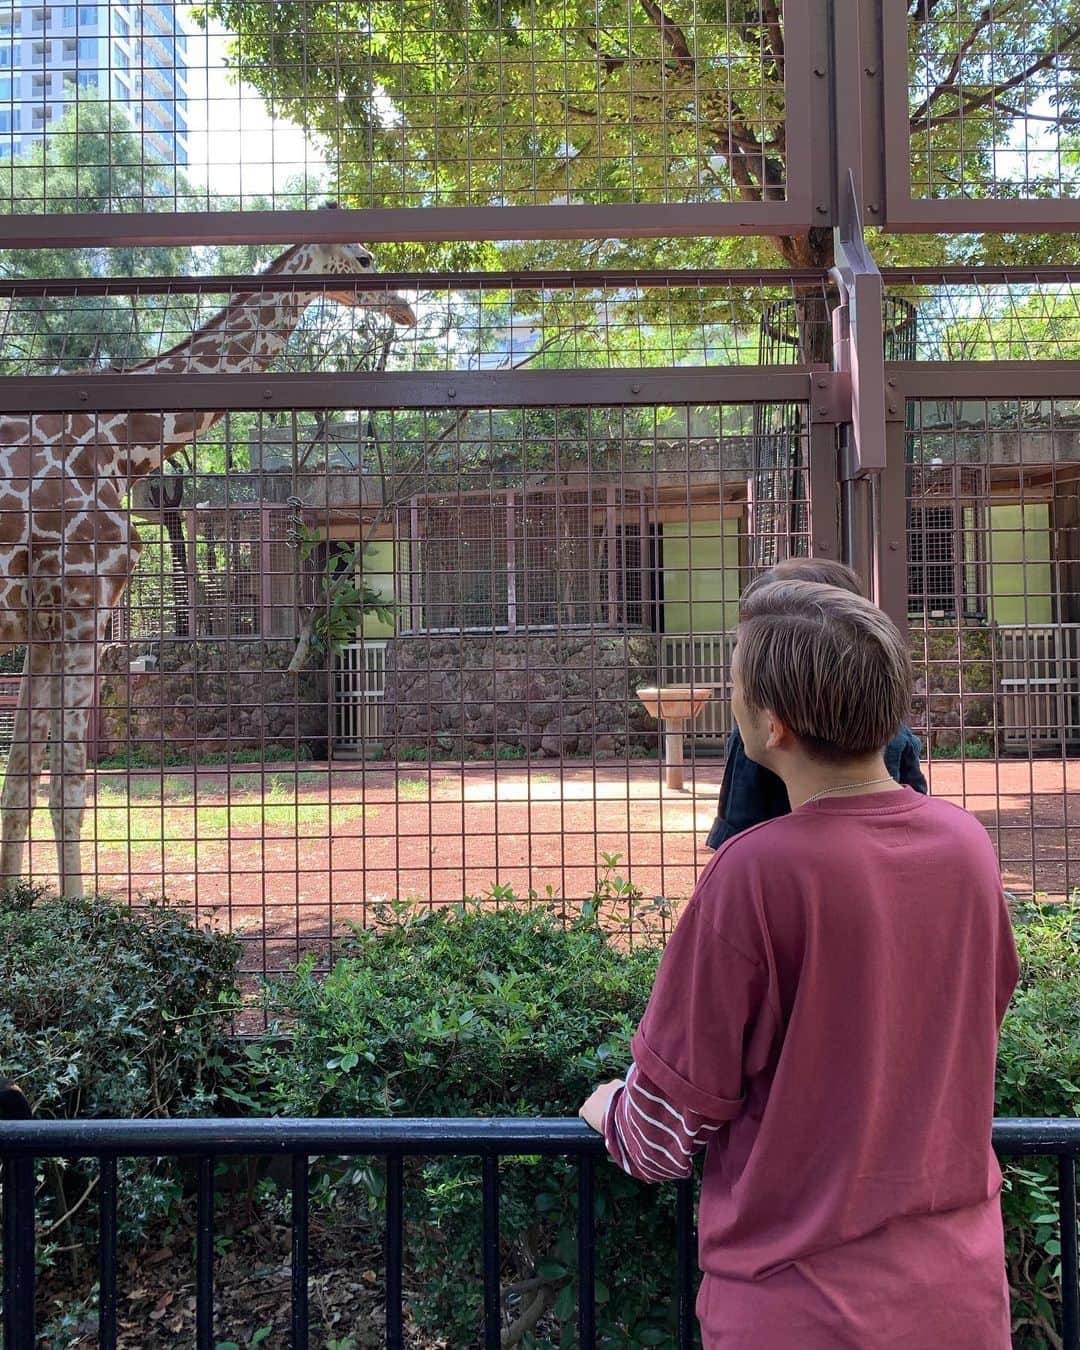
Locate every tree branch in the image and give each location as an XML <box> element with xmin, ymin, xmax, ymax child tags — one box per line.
<box><xmin>908</xmin><ymin>3</ymin><xmax>995</xmax><ymax>130</ymax></box>
<box><xmin>637</xmin><ymin>0</ymin><xmax>695</xmax><ymax>65</ymax></box>
<box><xmin>760</xmin><ymin>0</ymin><xmax>785</xmax><ymax>63</ymax></box>
<box><xmin>910</xmin><ymin>16</ymin><xmax>1080</xmax><ymax>135</ymax></box>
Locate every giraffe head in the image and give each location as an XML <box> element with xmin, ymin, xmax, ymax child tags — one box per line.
<box><xmin>285</xmin><ymin>242</ymin><xmax>417</xmax><ymax>327</ymax></box>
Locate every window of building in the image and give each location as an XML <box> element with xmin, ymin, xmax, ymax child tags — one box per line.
<box><xmin>31</xmin><ymin>41</ymin><xmax>46</xmax><ymax>61</ymax></box>
<box><xmin>114</xmin><ymin>13</ymin><xmax>128</xmax><ymax>36</ymax></box>
<box><xmin>62</xmin><ymin>36</ymin><xmax>76</xmax><ymax>57</ymax></box>
<box><xmin>114</xmin><ymin>47</ymin><xmax>128</xmax><ymax>68</ymax></box>
<box><xmin>31</xmin><ymin>9</ymin><xmax>50</xmax><ymax>32</ymax></box>
<box><xmin>400</xmin><ymin>488</ymin><xmax>647</xmax><ymax>634</ymax></box>
<box><xmin>908</xmin><ymin>506</ymin><xmax>960</xmax><ymax>617</ymax></box>
<box><xmin>61</xmin><ymin>6</ymin><xmax>76</xmax><ymax>26</ymax></box>
<box><xmin>77</xmin><ymin>36</ymin><xmax>96</xmax><ymax>61</ymax></box>
<box><xmin>78</xmin><ymin>6</ymin><xmax>97</xmax><ymax>26</ymax></box>
<box><xmin>0</xmin><ymin>45</ymin><xmax>10</xmax><ymax>65</ymax></box>
<box><xmin>77</xmin><ymin>68</ymin><xmax>95</xmax><ymax>89</ymax></box>
<box><xmin>0</xmin><ymin>109</ymin><xmax>14</xmax><ymax>133</ymax></box>
<box><xmin>907</xmin><ymin>464</ymin><xmax>987</xmax><ymax>621</ymax></box>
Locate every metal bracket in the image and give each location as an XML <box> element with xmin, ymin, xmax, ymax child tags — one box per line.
<box><xmin>831</xmin><ymin>170</ymin><xmax>887</xmax><ymax>474</ymax></box>
<box><xmin>808</xmin><ymin>370</ymin><xmax>851</xmax><ymax>423</ymax></box>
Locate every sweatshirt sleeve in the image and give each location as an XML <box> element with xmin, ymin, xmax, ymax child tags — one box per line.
<box><xmin>603</xmin><ymin>1061</ymin><xmax>724</xmax><ymax>1181</ymax></box>
<box><xmin>627</xmin><ymin>883</ymin><xmax>779</xmax><ymax>1131</ymax></box>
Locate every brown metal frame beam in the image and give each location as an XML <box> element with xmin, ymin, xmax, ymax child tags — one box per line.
<box><xmin>0</xmin><ymin>202</ymin><xmax>817</xmax><ymax>251</ymax></box>
<box><xmin>0</xmin><ymin>367</ymin><xmax>813</xmax><ymax>414</ymax></box>
<box><xmin>0</xmin><ymin>264</ymin><xmax>1074</xmax><ymax>301</ymax></box>
<box><xmin>889</xmin><ymin>363</ymin><xmax>1080</xmax><ymax>399</ymax></box>
<box><xmin>0</xmin><ymin>268</ymin><xmax>831</xmax><ymax>299</ymax></box>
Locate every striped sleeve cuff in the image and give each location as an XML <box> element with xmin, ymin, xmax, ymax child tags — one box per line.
<box><xmin>603</xmin><ymin>1062</ymin><xmax>725</xmax><ymax>1183</ymax></box>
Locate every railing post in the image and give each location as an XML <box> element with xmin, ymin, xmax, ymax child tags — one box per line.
<box><xmin>675</xmin><ymin>1177</ymin><xmax>696</xmax><ymax>1349</ymax></box>
<box><xmin>291</xmin><ymin>1154</ymin><xmax>310</xmax><ymax>1350</ymax></box>
<box><xmin>1061</xmin><ymin>1155</ymin><xmax>1079</xmax><ymax>1350</ymax></box>
<box><xmin>481</xmin><ymin>1155</ymin><xmax>501</xmax><ymax>1349</ymax></box>
<box><xmin>2</xmin><ymin>1154</ymin><xmax>36</xmax><ymax>1350</ymax></box>
<box><xmin>195</xmin><ymin>1154</ymin><xmax>215</xmax><ymax>1350</ymax></box>
<box><xmin>577</xmin><ymin>1154</ymin><xmax>596</xmax><ymax>1348</ymax></box>
<box><xmin>98</xmin><ymin>1155</ymin><xmax>119</xmax><ymax>1350</ymax></box>
<box><xmin>385</xmin><ymin>1154</ymin><xmax>405</xmax><ymax>1350</ymax></box>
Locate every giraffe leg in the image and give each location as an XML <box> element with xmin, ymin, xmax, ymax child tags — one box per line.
<box><xmin>47</xmin><ymin>640</ymin><xmax>95</xmax><ymax>899</ymax></box>
<box><xmin>0</xmin><ymin>642</ymin><xmax>54</xmax><ymax>891</ymax></box>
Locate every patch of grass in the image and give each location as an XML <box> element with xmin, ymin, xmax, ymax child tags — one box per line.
<box><xmin>474</xmin><ymin>744</ymin><xmax>528</xmax><ymax>762</ymax></box>
<box><xmin>395</xmin><ymin>778</ymin><xmax>430</xmax><ymax>801</ymax></box>
<box><xmin>20</xmin><ymin>775</ymin><xmax>364</xmax><ymax>860</ymax></box>
<box><xmin>929</xmin><ymin>739</ymin><xmax>995</xmax><ymax>760</ymax></box>
<box><xmin>395</xmin><ymin>745</ymin><xmax>458</xmax><ymax>763</ymax></box>
<box><xmin>95</xmin><ymin>744</ymin><xmax>312</xmax><ymax>771</ymax></box>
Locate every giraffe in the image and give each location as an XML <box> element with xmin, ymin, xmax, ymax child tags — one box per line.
<box><xmin>0</xmin><ymin>241</ymin><xmax>416</xmax><ymax>898</ymax></box>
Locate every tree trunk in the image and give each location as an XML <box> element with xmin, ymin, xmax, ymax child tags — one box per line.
<box><xmin>771</xmin><ymin>227</ymin><xmax>836</xmax><ymax>366</ymax></box>
<box><xmin>161</xmin><ymin>508</ymin><xmax>191</xmax><ymax>638</ymax></box>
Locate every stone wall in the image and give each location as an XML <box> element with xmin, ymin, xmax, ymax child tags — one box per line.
<box><xmin>96</xmin><ymin>639</ymin><xmax>329</xmax><ymax>762</ymax></box>
<box><xmin>909</xmin><ymin>625</ymin><xmax>997</xmax><ymax>753</ymax></box>
<box><xmin>383</xmin><ymin>633</ymin><xmax>660</xmax><ymax>757</ymax></box>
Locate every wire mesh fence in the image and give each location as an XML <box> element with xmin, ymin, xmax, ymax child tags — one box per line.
<box><xmin>0</xmin><ymin>394</ymin><xmax>813</xmax><ymax>975</ymax></box>
<box><xmin>0</xmin><ymin>0</ymin><xmax>798</xmax><ymax>213</ymax></box>
<box><xmin>0</xmin><ymin>0</ymin><xmax>1076</xmax><ymax>984</ymax></box>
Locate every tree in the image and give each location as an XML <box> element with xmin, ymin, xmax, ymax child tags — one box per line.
<box><xmin>201</xmin><ymin>1</ymin><xmax>1080</xmax><ymax>287</ymax></box>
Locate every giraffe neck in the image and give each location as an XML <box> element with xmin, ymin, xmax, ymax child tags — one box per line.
<box><xmin>113</xmin><ymin>245</ymin><xmax>327</xmax><ymax>485</ymax></box>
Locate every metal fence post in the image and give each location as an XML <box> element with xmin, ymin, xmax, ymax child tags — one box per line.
<box><xmin>2</xmin><ymin>1154</ymin><xmax>36</xmax><ymax>1350</ymax></box>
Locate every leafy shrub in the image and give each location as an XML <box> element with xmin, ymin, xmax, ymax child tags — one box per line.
<box><xmin>0</xmin><ymin>884</ymin><xmax>243</xmax><ymax>1260</ymax></box>
<box><xmin>997</xmin><ymin>900</ymin><xmax>1080</xmax><ymax>1348</ymax></box>
<box><xmin>95</xmin><ymin>742</ymin><xmax>311</xmax><ymax>770</ymax></box>
<box><xmin>248</xmin><ymin>877</ymin><xmax>683</xmax><ymax>1348</ymax></box>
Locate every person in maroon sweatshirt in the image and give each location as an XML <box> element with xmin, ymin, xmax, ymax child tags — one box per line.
<box><xmin>580</xmin><ymin>578</ymin><xmax>1018</xmax><ymax>1349</ymax></box>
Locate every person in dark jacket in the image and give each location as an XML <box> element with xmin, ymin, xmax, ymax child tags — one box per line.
<box><xmin>706</xmin><ymin>558</ymin><xmax>928</xmax><ymax>851</ymax></box>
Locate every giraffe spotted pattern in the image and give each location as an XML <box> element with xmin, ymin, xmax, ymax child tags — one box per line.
<box><xmin>0</xmin><ymin>241</ymin><xmax>415</xmax><ymax>897</ymax></box>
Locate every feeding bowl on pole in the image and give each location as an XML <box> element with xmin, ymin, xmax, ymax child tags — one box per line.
<box><xmin>635</xmin><ymin>686</ymin><xmax>713</xmax><ymax>790</ymax></box>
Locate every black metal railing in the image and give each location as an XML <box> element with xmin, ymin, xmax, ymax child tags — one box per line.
<box><xmin>1</xmin><ymin>1116</ymin><xmax>1077</xmax><ymax>1350</ymax></box>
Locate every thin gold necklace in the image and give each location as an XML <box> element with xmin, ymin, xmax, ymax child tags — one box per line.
<box><xmin>802</xmin><ymin>776</ymin><xmax>896</xmax><ymax>806</ymax></box>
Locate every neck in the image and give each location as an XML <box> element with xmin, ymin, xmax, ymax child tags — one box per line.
<box><xmin>776</xmin><ymin>753</ymin><xmax>899</xmax><ymax>810</ymax></box>
<box><xmin>115</xmin><ymin>248</ymin><xmax>325</xmax><ymax>484</ymax></box>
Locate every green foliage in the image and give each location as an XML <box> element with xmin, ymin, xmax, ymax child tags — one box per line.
<box><xmin>94</xmin><ymin>742</ymin><xmax>311</xmax><ymax>770</ymax></box>
<box><xmin>927</xmin><ymin>739</ymin><xmax>995</xmax><ymax>760</ymax></box>
<box><xmin>997</xmin><ymin>901</ymin><xmax>1080</xmax><ymax>1347</ymax></box>
<box><xmin>0</xmin><ymin>101</ymin><xmax>198</xmax><ymax>375</ymax></box>
<box><xmin>201</xmin><ymin>0</ymin><xmax>1080</xmax><ymax>276</ymax></box>
<box><xmin>0</xmin><ymin>886</ymin><xmax>243</xmax><ymax>1264</ymax></box>
<box><xmin>246</xmin><ymin>877</ymin><xmax>682</xmax><ymax>1347</ymax></box>
<box><xmin>297</xmin><ymin>530</ymin><xmax>396</xmax><ymax>660</ymax></box>
<box><xmin>0</xmin><ymin>885</ymin><xmax>242</xmax><ymax>1119</ymax></box>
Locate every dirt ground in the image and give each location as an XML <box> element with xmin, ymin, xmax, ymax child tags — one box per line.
<box><xmin>19</xmin><ymin>756</ymin><xmax>1080</xmax><ymax>972</ymax></box>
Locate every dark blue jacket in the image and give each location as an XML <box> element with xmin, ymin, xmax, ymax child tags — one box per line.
<box><xmin>705</xmin><ymin>723</ymin><xmax>928</xmax><ymax>851</ymax></box>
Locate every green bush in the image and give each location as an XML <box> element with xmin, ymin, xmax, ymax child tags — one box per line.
<box><xmin>0</xmin><ymin>884</ymin><xmax>243</xmax><ymax>1260</ymax></box>
<box><xmin>997</xmin><ymin>901</ymin><xmax>1080</xmax><ymax>1348</ymax></box>
<box><xmin>248</xmin><ymin>880</ymin><xmax>684</xmax><ymax>1348</ymax></box>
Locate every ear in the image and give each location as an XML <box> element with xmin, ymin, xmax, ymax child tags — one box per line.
<box><xmin>764</xmin><ymin>709</ymin><xmax>793</xmax><ymax>752</ymax></box>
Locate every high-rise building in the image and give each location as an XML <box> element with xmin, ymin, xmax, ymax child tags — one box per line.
<box><xmin>0</xmin><ymin>2</ymin><xmax>189</xmax><ymax>163</ymax></box>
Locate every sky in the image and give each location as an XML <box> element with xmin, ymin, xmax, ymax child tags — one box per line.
<box><xmin>180</xmin><ymin>7</ymin><xmax>327</xmax><ymax>202</ymax></box>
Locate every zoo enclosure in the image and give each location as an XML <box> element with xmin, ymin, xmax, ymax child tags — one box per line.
<box><xmin>0</xmin><ymin>0</ymin><xmax>1076</xmax><ymax>965</ymax></box>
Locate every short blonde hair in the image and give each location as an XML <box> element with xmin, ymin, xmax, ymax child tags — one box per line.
<box><xmin>736</xmin><ymin>580</ymin><xmax>912</xmax><ymax>762</ymax></box>
<box><xmin>741</xmin><ymin>556</ymin><xmax>863</xmax><ymax>602</ymax></box>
